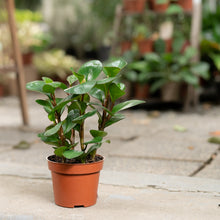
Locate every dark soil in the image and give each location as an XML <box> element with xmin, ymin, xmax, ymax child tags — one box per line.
<box><xmin>48</xmin><ymin>155</ymin><xmax>103</xmax><ymax>164</ymax></box>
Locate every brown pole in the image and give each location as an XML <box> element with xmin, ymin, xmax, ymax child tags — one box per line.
<box><xmin>5</xmin><ymin>0</ymin><xmax>29</xmax><ymax>125</ymax></box>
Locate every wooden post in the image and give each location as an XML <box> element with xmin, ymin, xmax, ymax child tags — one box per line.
<box><xmin>5</xmin><ymin>0</ymin><xmax>29</xmax><ymax>125</ymax></box>
<box><xmin>110</xmin><ymin>4</ymin><xmax>123</xmax><ymax>56</ymax></box>
<box><xmin>184</xmin><ymin>0</ymin><xmax>202</xmax><ymax>111</ymax></box>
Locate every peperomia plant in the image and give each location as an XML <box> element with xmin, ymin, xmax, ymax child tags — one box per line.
<box><xmin>26</xmin><ymin>59</ymin><xmax>144</xmax><ymax>163</ymax></box>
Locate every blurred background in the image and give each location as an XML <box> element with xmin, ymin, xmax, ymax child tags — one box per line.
<box><xmin>0</xmin><ymin>0</ymin><xmax>220</xmax><ymax>111</ymax></box>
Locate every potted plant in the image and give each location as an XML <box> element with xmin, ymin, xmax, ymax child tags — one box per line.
<box><xmin>177</xmin><ymin>0</ymin><xmax>192</xmax><ymax>12</ymax></box>
<box><xmin>150</xmin><ymin>0</ymin><xmax>170</xmax><ymax>12</ymax></box>
<box><xmin>26</xmin><ymin>58</ymin><xmax>144</xmax><ymax>208</ymax></box>
<box><xmin>33</xmin><ymin>49</ymin><xmax>81</xmax><ymax>81</ymax></box>
<box><xmin>144</xmin><ymin>45</ymin><xmax>210</xmax><ymax>101</ymax></box>
<box><xmin>123</xmin><ymin>0</ymin><xmax>147</xmax><ymax>13</ymax></box>
<box><xmin>133</xmin><ymin>24</ymin><xmax>153</xmax><ymax>55</ymax></box>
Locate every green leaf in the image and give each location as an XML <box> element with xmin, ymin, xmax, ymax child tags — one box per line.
<box><xmin>182</xmin><ymin>73</ymin><xmax>199</xmax><ymax>86</ymax></box>
<box><xmin>103</xmin><ymin>67</ymin><xmax>121</xmax><ymax>77</ymax></box>
<box><xmin>86</xmin><ymin>143</ymin><xmax>101</xmax><ymax>156</ymax></box>
<box><xmin>191</xmin><ymin>63</ymin><xmax>210</xmax><ymax>80</ymax></box>
<box><xmin>104</xmin><ymin>58</ymin><xmax>127</xmax><ymax>74</ymax></box>
<box><xmin>84</xmin><ymin>136</ymin><xmax>103</xmax><ymax>145</ymax></box>
<box><xmin>70</xmin><ymin>69</ymin><xmax>85</xmax><ymax>83</ymax></box>
<box><xmin>96</xmin><ymin>77</ymin><xmax>118</xmax><ymax>85</ymax></box>
<box><xmin>26</xmin><ymin>81</ymin><xmax>45</xmax><ymax>93</ymax></box>
<box><xmin>36</xmin><ymin>99</ymin><xmax>53</xmax><ymax>113</ymax></box>
<box><xmin>63</xmin><ymin>150</ymin><xmax>84</xmax><ymax>159</ymax></box>
<box><xmin>112</xmin><ymin>100</ymin><xmax>145</xmax><ymax>114</ymax></box>
<box><xmin>67</xmin><ymin>75</ymin><xmax>78</xmax><ymax>85</ymax></box>
<box><xmin>42</xmin><ymin>84</ymin><xmax>56</xmax><ymax>94</ymax></box>
<box><xmin>44</xmin><ymin>122</ymin><xmax>62</xmax><ymax>136</ymax></box>
<box><xmin>72</xmin><ymin>110</ymin><xmax>97</xmax><ymax>123</ymax></box>
<box><xmin>166</xmin><ymin>4</ymin><xmax>183</xmax><ymax>15</ymax></box>
<box><xmin>109</xmin><ymin>83</ymin><xmax>125</xmax><ymax>102</ymax></box>
<box><xmin>54</xmin><ymin>146</ymin><xmax>68</xmax><ymax>157</ymax></box>
<box><xmin>104</xmin><ymin>113</ymin><xmax>125</xmax><ymax>128</ymax></box>
<box><xmin>90</xmin><ymin>86</ymin><xmax>105</xmax><ymax>102</ymax></box>
<box><xmin>62</xmin><ymin>110</ymin><xmax>80</xmax><ymax>134</ymax></box>
<box><xmin>64</xmin><ymin>81</ymin><xmax>96</xmax><ymax>94</ymax></box>
<box><xmin>38</xmin><ymin>133</ymin><xmax>60</xmax><ymax>146</ymax></box>
<box><xmin>150</xmin><ymin>79</ymin><xmax>167</xmax><ymax>93</ymax></box>
<box><xmin>90</xmin><ymin>130</ymin><xmax>107</xmax><ymax>138</ymax></box>
<box><xmin>42</xmin><ymin>77</ymin><xmax>53</xmax><ymax>83</ymax></box>
<box><xmin>78</xmin><ymin>60</ymin><xmax>102</xmax><ymax>81</ymax></box>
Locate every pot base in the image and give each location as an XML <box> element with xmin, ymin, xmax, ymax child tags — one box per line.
<box><xmin>48</xmin><ymin>155</ymin><xmax>104</xmax><ymax>208</ymax></box>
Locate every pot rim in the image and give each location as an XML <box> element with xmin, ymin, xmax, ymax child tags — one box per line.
<box><xmin>47</xmin><ymin>154</ymin><xmax>104</xmax><ymax>166</ymax></box>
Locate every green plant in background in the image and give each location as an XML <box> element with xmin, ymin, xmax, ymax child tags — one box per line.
<box><xmin>26</xmin><ymin>59</ymin><xmax>144</xmax><ymax>163</ymax></box>
<box><xmin>201</xmin><ymin>1</ymin><xmax>220</xmax><ymax>72</ymax></box>
<box><xmin>146</xmin><ymin>39</ymin><xmax>210</xmax><ymax>92</ymax></box>
<box><xmin>15</xmin><ymin>9</ymin><xmax>42</xmax><ymax>23</ymax></box>
<box><xmin>33</xmin><ymin>49</ymin><xmax>81</xmax><ymax>80</ymax></box>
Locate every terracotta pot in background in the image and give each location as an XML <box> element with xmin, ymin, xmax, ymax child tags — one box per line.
<box><xmin>137</xmin><ymin>38</ymin><xmax>153</xmax><ymax>55</ymax></box>
<box><xmin>48</xmin><ymin>155</ymin><xmax>104</xmax><ymax>208</ymax></box>
<box><xmin>165</xmin><ymin>39</ymin><xmax>172</xmax><ymax>52</ymax></box>
<box><xmin>0</xmin><ymin>85</ymin><xmax>4</xmax><ymax>97</ymax></box>
<box><xmin>178</xmin><ymin>0</ymin><xmax>192</xmax><ymax>11</ymax></box>
<box><xmin>22</xmin><ymin>52</ymin><xmax>33</xmax><ymax>65</ymax></box>
<box><xmin>150</xmin><ymin>0</ymin><xmax>169</xmax><ymax>12</ymax></box>
<box><xmin>134</xmin><ymin>83</ymin><xmax>149</xmax><ymax>99</ymax></box>
<box><xmin>123</xmin><ymin>0</ymin><xmax>146</xmax><ymax>13</ymax></box>
<box><xmin>161</xmin><ymin>82</ymin><xmax>181</xmax><ymax>102</ymax></box>
<box><xmin>121</xmin><ymin>41</ymin><xmax>132</xmax><ymax>54</ymax></box>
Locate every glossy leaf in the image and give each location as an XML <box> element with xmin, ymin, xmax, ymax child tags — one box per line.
<box><xmin>72</xmin><ymin>109</ymin><xmax>97</xmax><ymax>123</ymax></box>
<box><xmin>90</xmin><ymin>130</ymin><xmax>107</xmax><ymax>138</ymax></box>
<box><xmin>63</xmin><ymin>150</ymin><xmax>83</xmax><ymax>159</ymax></box>
<box><xmin>70</xmin><ymin>68</ymin><xmax>85</xmax><ymax>83</ymax></box>
<box><xmin>112</xmin><ymin>100</ymin><xmax>145</xmax><ymax>114</ymax></box>
<box><xmin>64</xmin><ymin>81</ymin><xmax>96</xmax><ymax>94</ymax></box>
<box><xmin>44</xmin><ymin>122</ymin><xmax>62</xmax><ymax>136</ymax></box>
<box><xmin>86</xmin><ymin>143</ymin><xmax>101</xmax><ymax>155</ymax></box>
<box><xmin>84</xmin><ymin>136</ymin><xmax>103</xmax><ymax>145</ymax></box>
<box><xmin>62</xmin><ymin>110</ymin><xmax>80</xmax><ymax>134</ymax></box>
<box><xmin>54</xmin><ymin>146</ymin><xmax>68</xmax><ymax>157</ymax></box>
<box><xmin>89</xmin><ymin>86</ymin><xmax>105</xmax><ymax>102</ymax></box>
<box><xmin>67</xmin><ymin>75</ymin><xmax>78</xmax><ymax>85</ymax></box>
<box><xmin>42</xmin><ymin>77</ymin><xmax>53</xmax><ymax>83</ymax></box>
<box><xmin>26</xmin><ymin>81</ymin><xmax>45</xmax><ymax>93</ymax></box>
<box><xmin>104</xmin><ymin>113</ymin><xmax>125</xmax><ymax>128</ymax></box>
<box><xmin>78</xmin><ymin>60</ymin><xmax>102</xmax><ymax>81</ymax></box>
<box><xmin>109</xmin><ymin>83</ymin><xmax>125</xmax><ymax>102</ymax></box>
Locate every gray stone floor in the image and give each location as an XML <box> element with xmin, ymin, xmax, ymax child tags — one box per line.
<box><xmin>0</xmin><ymin>93</ymin><xmax>220</xmax><ymax>219</ymax></box>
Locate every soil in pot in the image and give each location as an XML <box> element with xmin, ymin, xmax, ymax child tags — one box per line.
<box><xmin>178</xmin><ymin>0</ymin><xmax>192</xmax><ymax>11</ymax></box>
<box><xmin>123</xmin><ymin>0</ymin><xmax>146</xmax><ymax>13</ymax></box>
<box><xmin>47</xmin><ymin>155</ymin><xmax>104</xmax><ymax>208</ymax></box>
<box><xmin>137</xmin><ymin>38</ymin><xmax>153</xmax><ymax>55</ymax></box>
<box><xmin>150</xmin><ymin>0</ymin><xmax>169</xmax><ymax>12</ymax></box>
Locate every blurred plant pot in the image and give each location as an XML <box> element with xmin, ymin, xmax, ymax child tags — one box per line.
<box><xmin>178</xmin><ymin>0</ymin><xmax>192</xmax><ymax>11</ymax></box>
<box><xmin>123</xmin><ymin>0</ymin><xmax>146</xmax><ymax>13</ymax></box>
<box><xmin>137</xmin><ymin>38</ymin><xmax>153</xmax><ymax>55</ymax></box>
<box><xmin>47</xmin><ymin>155</ymin><xmax>104</xmax><ymax>208</ymax></box>
<box><xmin>150</xmin><ymin>0</ymin><xmax>169</xmax><ymax>12</ymax></box>
<box><xmin>0</xmin><ymin>84</ymin><xmax>4</xmax><ymax>97</ymax></box>
<box><xmin>121</xmin><ymin>41</ymin><xmax>132</xmax><ymax>54</ymax></box>
<box><xmin>161</xmin><ymin>82</ymin><xmax>181</xmax><ymax>102</ymax></box>
<box><xmin>22</xmin><ymin>52</ymin><xmax>33</xmax><ymax>65</ymax></box>
<box><xmin>165</xmin><ymin>39</ymin><xmax>172</xmax><ymax>52</ymax></box>
<box><xmin>134</xmin><ymin>83</ymin><xmax>149</xmax><ymax>99</ymax></box>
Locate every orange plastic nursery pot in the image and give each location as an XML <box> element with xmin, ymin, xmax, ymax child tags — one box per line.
<box><xmin>123</xmin><ymin>0</ymin><xmax>146</xmax><ymax>13</ymax></box>
<box><xmin>47</xmin><ymin>155</ymin><xmax>104</xmax><ymax>208</ymax></box>
<box><xmin>178</xmin><ymin>0</ymin><xmax>192</xmax><ymax>11</ymax></box>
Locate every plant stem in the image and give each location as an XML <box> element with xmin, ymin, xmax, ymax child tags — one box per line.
<box><xmin>51</xmin><ymin>93</ymin><xmax>65</xmax><ymax>146</ymax></box>
<box><xmin>99</xmin><ymin>91</ymin><xmax>110</xmax><ymax>131</ymax></box>
<box><xmin>79</xmin><ymin>94</ymin><xmax>85</xmax><ymax>151</ymax></box>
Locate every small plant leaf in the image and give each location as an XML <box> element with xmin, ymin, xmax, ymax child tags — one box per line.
<box><xmin>84</xmin><ymin>136</ymin><xmax>103</xmax><ymax>145</ymax></box>
<box><xmin>78</xmin><ymin>60</ymin><xmax>102</xmax><ymax>81</ymax></box>
<box><xmin>70</xmin><ymin>69</ymin><xmax>85</xmax><ymax>83</ymax></box>
<box><xmin>26</xmin><ymin>80</ymin><xmax>46</xmax><ymax>93</ymax></box>
<box><xmin>109</xmin><ymin>83</ymin><xmax>125</xmax><ymax>102</ymax></box>
<box><xmin>86</xmin><ymin>143</ymin><xmax>102</xmax><ymax>156</ymax></box>
<box><xmin>63</xmin><ymin>150</ymin><xmax>84</xmax><ymax>159</ymax></box>
<box><xmin>72</xmin><ymin>110</ymin><xmax>97</xmax><ymax>123</ymax></box>
<box><xmin>44</xmin><ymin>122</ymin><xmax>62</xmax><ymax>136</ymax></box>
<box><xmin>54</xmin><ymin>146</ymin><xmax>67</xmax><ymax>157</ymax></box>
<box><xmin>104</xmin><ymin>113</ymin><xmax>125</xmax><ymax>128</ymax></box>
<box><xmin>42</xmin><ymin>77</ymin><xmax>53</xmax><ymax>83</ymax></box>
<box><xmin>112</xmin><ymin>100</ymin><xmax>145</xmax><ymax>114</ymax></box>
<box><xmin>90</xmin><ymin>130</ymin><xmax>107</xmax><ymax>138</ymax></box>
<box><xmin>67</xmin><ymin>75</ymin><xmax>78</xmax><ymax>85</ymax></box>
<box><xmin>64</xmin><ymin>81</ymin><xmax>96</xmax><ymax>94</ymax></box>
